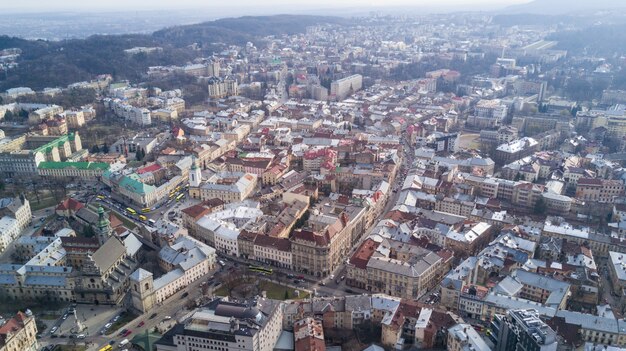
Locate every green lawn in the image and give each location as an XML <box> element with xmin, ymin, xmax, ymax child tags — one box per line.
<box><xmin>259</xmin><ymin>280</ymin><xmax>310</xmax><ymax>300</ymax></box>
<box><xmin>52</xmin><ymin>346</ymin><xmax>87</xmax><ymax>351</ymax></box>
<box><xmin>29</xmin><ymin>196</ymin><xmax>58</xmax><ymax>211</ymax></box>
<box><xmin>105</xmin><ymin>311</ymin><xmax>138</xmax><ymax>335</ymax></box>
<box><xmin>213</xmin><ymin>280</ymin><xmax>309</xmax><ymax>300</ymax></box>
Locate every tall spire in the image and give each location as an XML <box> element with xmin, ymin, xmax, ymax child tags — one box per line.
<box><xmin>96</xmin><ymin>206</ymin><xmax>111</xmax><ymax>245</ymax></box>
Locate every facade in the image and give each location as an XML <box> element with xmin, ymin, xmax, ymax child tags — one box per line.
<box><xmin>490</xmin><ymin>309</ymin><xmax>558</xmax><ymax>351</ymax></box>
<box><xmin>293</xmin><ymin>317</ymin><xmax>325</xmax><ymax>351</ymax></box>
<box><xmin>207</xmin><ymin>76</ymin><xmax>239</xmax><ymax>99</ymax></box>
<box><xmin>155</xmin><ymin>298</ymin><xmax>283</xmax><ymax>351</ymax></box>
<box><xmin>494</xmin><ymin>138</ymin><xmax>539</xmax><ymax>165</ymax></box>
<box><xmin>131</xmin><ymin>235</ymin><xmax>217</xmax><ymax>313</ymax></box>
<box><xmin>447</xmin><ymin>323</ymin><xmax>492</xmax><ymax>351</ymax></box>
<box><xmin>190</xmin><ymin>172</ymin><xmax>258</xmax><ymax>203</ymax></box>
<box><xmin>0</xmin><ymin>132</ymin><xmax>83</xmax><ymax>177</ymax></box>
<box><xmin>330</xmin><ymin>75</ymin><xmax>363</xmax><ymax>100</ymax></box>
<box><xmin>576</xmin><ymin>178</ymin><xmax>625</xmax><ymax>203</ymax></box>
<box><xmin>468</xmin><ymin>99</ymin><xmax>508</xmax><ymax>128</ymax></box>
<box><xmin>609</xmin><ymin>251</ymin><xmax>626</xmax><ymax>296</ymax></box>
<box><xmin>347</xmin><ymin>238</ymin><xmax>445</xmax><ymax>300</ymax></box>
<box><xmin>37</xmin><ymin>161</ymin><xmax>109</xmax><ymax>180</ymax></box>
<box><xmin>0</xmin><ymin>196</ymin><xmax>31</xmax><ymax>254</ymax></box>
<box><xmin>0</xmin><ymin>312</ymin><xmax>38</xmax><ymax>351</ymax></box>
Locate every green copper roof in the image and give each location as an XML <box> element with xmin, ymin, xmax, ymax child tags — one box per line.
<box><xmin>119</xmin><ymin>174</ymin><xmax>156</xmax><ymax>195</ymax></box>
<box><xmin>32</xmin><ymin>134</ymin><xmax>71</xmax><ymax>155</ymax></box>
<box><xmin>38</xmin><ymin>161</ymin><xmax>110</xmax><ymax>171</ymax></box>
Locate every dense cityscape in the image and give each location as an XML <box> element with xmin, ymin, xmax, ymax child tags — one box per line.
<box><xmin>2</xmin><ymin>1</ymin><xmax>626</xmax><ymax>351</ymax></box>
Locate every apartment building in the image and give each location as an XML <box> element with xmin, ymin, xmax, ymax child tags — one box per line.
<box><xmin>609</xmin><ymin>251</ymin><xmax>626</xmax><ymax>296</ymax></box>
<box><xmin>0</xmin><ymin>132</ymin><xmax>83</xmax><ymax>177</ymax></box>
<box><xmin>347</xmin><ymin>238</ymin><xmax>445</xmax><ymax>300</ymax></box>
<box><xmin>189</xmin><ymin>172</ymin><xmax>258</xmax><ymax>203</ymax></box>
<box><xmin>330</xmin><ymin>74</ymin><xmax>362</xmax><ymax>100</ymax></box>
<box><xmin>37</xmin><ymin>161</ymin><xmax>110</xmax><ymax>180</ymax></box>
<box><xmin>290</xmin><ymin>207</ymin><xmax>366</xmax><ymax>278</ymax></box>
<box><xmin>294</xmin><ymin>317</ymin><xmax>325</xmax><ymax>351</ymax></box>
<box><xmin>130</xmin><ymin>236</ymin><xmax>216</xmax><ymax>312</ymax></box>
<box><xmin>576</xmin><ymin>178</ymin><xmax>625</xmax><ymax>203</ymax></box>
<box><xmin>154</xmin><ymin>298</ymin><xmax>283</xmax><ymax>351</ymax></box>
<box><xmin>447</xmin><ymin>323</ymin><xmax>492</xmax><ymax>351</ymax></box>
<box><xmin>0</xmin><ymin>312</ymin><xmax>38</xmax><ymax>351</ymax></box>
<box><xmin>468</xmin><ymin>99</ymin><xmax>507</xmax><ymax>128</ymax></box>
<box><xmin>490</xmin><ymin>309</ymin><xmax>558</xmax><ymax>351</ymax></box>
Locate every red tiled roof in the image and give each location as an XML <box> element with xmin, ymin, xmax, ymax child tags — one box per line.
<box><xmin>56</xmin><ymin>198</ymin><xmax>85</xmax><ymax>212</ymax></box>
<box><xmin>182</xmin><ymin>204</ymin><xmax>212</xmax><ymax>219</ymax></box>
<box><xmin>292</xmin><ymin>230</ymin><xmax>329</xmax><ymax>246</ymax></box>
<box><xmin>254</xmin><ymin>235</ymin><xmax>291</xmax><ymax>251</ymax></box>
<box><xmin>349</xmin><ymin>239</ymin><xmax>380</xmax><ymax>269</ymax></box>
<box><xmin>137</xmin><ymin>163</ymin><xmax>162</xmax><ymax>174</ymax></box>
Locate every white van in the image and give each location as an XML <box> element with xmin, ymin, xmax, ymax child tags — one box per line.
<box><xmin>119</xmin><ymin>339</ymin><xmax>129</xmax><ymax>348</ymax></box>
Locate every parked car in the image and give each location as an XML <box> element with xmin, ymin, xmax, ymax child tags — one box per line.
<box><xmin>163</xmin><ymin>316</ymin><xmax>172</xmax><ymax>321</ymax></box>
<box><xmin>149</xmin><ymin>313</ymin><xmax>157</xmax><ymax>319</ymax></box>
<box><xmin>122</xmin><ymin>329</ymin><xmax>132</xmax><ymax>337</ymax></box>
<box><xmin>137</xmin><ymin>321</ymin><xmax>145</xmax><ymax>327</ymax></box>
<box><xmin>118</xmin><ymin>329</ymin><xmax>127</xmax><ymax>337</ymax></box>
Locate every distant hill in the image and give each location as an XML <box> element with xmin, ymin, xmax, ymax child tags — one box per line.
<box><xmin>0</xmin><ymin>15</ymin><xmax>346</xmax><ymax>91</ymax></box>
<box><xmin>154</xmin><ymin>15</ymin><xmax>346</xmax><ymax>47</ymax></box>
<box><xmin>504</xmin><ymin>0</ymin><xmax>626</xmax><ymax>14</ymax></box>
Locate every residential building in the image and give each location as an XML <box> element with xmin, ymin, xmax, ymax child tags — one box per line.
<box><xmin>330</xmin><ymin>74</ymin><xmax>362</xmax><ymax>100</ymax></box>
<box><xmin>447</xmin><ymin>323</ymin><xmax>492</xmax><ymax>351</ymax></box>
<box><xmin>346</xmin><ymin>237</ymin><xmax>445</xmax><ymax>300</ymax></box>
<box><xmin>490</xmin><ymin>309</ymin><xmax>558</xmax><ymax>351</ymax></box>
<box><xmin>609</xmin><ymin>251</ymin><xmax>626</xmax><ymax>296</ymax></box>
<box><xmin>37</xmin><ymin>161</ymin><xmax>110</xmax><ymax>180</ymax></box>
<box><xmin>294</xmin><ymin>317</ymin><xmax>325</xmax><ymax>351</ymax></box>
<box><xmin>154</xmin><ymin>298</ymin><xmax>283</xmax><ymax>351</ymax></box>
<box><xmin>130</xmin><ymin>236</ymin><xmax>216</xmax><ymax>312</ymax></box>
<box><xmin>0</xmin><ymin>312</ymin><xmax>38</xmax><ymax>351</ymax></box>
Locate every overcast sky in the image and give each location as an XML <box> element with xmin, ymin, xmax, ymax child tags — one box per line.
<box><xmin>2</xmin><ymin>0</ymin><xmax>531</xmax><ymax>12</ymax></box>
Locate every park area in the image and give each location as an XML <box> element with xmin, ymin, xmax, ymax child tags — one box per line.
<box><xmin>213</xmin><ymin>275</ymin><xmax>309</xmax><ymax>300</ymax></box>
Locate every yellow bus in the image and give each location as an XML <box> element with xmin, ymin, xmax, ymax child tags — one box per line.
<box><xmin>141</xmin><ymin>208</ymin><xmax>151</xmax><ymax>213</ymax></box>
<box><xmin>126</xmin><ymin>207</ymin><xmax>137</xmax><ymax>215</ymax></box>
<box><xmin>175</xmin><ymin>186</ymin><xmax>181</xmax><ymax>192</ymax></box>
<box><xmin>176</xmin><ymin>193</ymin><xmax>184</xmax><ymax>202</ymax></box>
<box><xmin>98</xmin><ymin>346</ymin><xmax>113</xmax><ymax>351</ymax></box>
<box><xmin>138</xmin><ymin>215</ymin><xmax>147</xmax><ymax>221</ymax></box>
<box><xmin>169</xmin><ymin>192</ymin><xmax>176</xmax><ymax>198</ymax></box>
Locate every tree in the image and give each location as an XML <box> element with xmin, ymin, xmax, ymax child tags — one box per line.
<box><xmin>83</xmin><ymin>225</ymin><xmax>95</xmax><ymax>238</ymax></box>
<box><xmin>135</xmin><ymin>148</ymin><xmax>144</xmax><ymax>161</ymax></box>
<box><xmin>284</xmin><ymin>290</ymin><xmax>289</xmax><ymax>300</ymax></box>
<box><xmin>91</xmin><ymin>145</ymin><xmax>100</xmax><ymax>153</ymax></box>
<box><xmin>102</xmin><ymin>142</ymin><xmax>109</xmax><ymax>153</ymax></box>
<box><xmin>534</xmin><ymin>198</ymin><xmax>547</xmax><ymax>215</ymax></box>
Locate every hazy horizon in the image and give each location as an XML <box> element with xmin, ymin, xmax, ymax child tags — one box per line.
<box><xmin>1</xmin><ymin>0</ymin><xmax>531</xmax><ymax>13</ymax></box>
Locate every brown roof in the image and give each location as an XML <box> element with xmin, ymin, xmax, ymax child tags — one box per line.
<box><xmin>238</xmin><ymin>230</ymin><xmax>258</xmax><ymax>242</ymax></box>
<box><xmin>56</xmin><ymin>198</ymin><xmax>84</xmax><ymax>212</ymax></box>
<box><xmin>349</xmin><ymin>239</ymin><xmax>380</xmax><ymax>269</ymax></box>
<box><xmin>109</xmin><ymin>213</ymin><xmax>124</xmax><ymax>228</ymax></box>
<box><xmin>291</xmin><ymin>230</ymin><xmax>329</xmax><ymax>246</ymax></box>
<box><xmin>182</xmin><ymin>204</ymin><xmax>212</xmax><ymax>219</ymax></box>
<box><xmin>254</xmin><ymin>235</ymin><xmax>291</xmax><ymax>252</ymax></box>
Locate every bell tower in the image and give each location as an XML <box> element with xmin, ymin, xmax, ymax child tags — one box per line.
<box><xmin>94</xmin><ymin>206</ymin><xmax>111</xmax><ymax>245</ymax></box>
<box><xmin>189</xmin><ymin>155</ymin><xmax>202</xmax><ymax>187</ymax></box>
<box><xmin>130</xmin><ymin>268</ymin><xmax>155</xmax><ymax>313</ymax></box>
